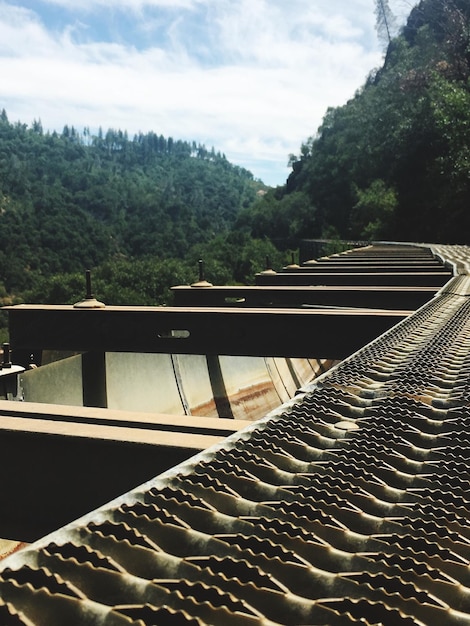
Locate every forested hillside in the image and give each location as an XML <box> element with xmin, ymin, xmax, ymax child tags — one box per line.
<box><xmin>0</xmin><ymin>113</ymin><xmax>268</xmax><ymax>295</ymax></box>
<box><xmin>240</xmin><ymin>0</ymin><xmax>470</xmax><ymax>244</ymax></box>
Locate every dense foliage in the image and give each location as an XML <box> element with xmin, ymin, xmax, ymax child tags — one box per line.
<box><xmin>23</xmin><ymin>233</ymin><xmax>287</xmax><ymax>307</ymax></box>
<box><xmin>0</xmin><ymin>114</ymin><xmax>295</xmax><ymax>341</ymax></box>
<box><xmin>0</xmin><ymin>115</ymin><xmax>265</xmax><ymax>294</ymax></box>
<box><xmin>241</xmin><ymin>0</ymin><xmax>470</xmax><ymax>244</ymax></box>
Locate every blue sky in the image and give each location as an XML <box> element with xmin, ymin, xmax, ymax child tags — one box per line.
<box><xmin>0</xmin><ymin>1</ymin><xmax>414</xmax><ymax>185</ymax></box>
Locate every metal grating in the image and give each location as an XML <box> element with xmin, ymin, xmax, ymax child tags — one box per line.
<box><xmin>1</xmin><ymin>244</ymin><xmax>470</xmax><ymax>624</ymax></box>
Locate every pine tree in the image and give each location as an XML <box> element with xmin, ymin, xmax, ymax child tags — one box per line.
<box><xmin>375</xmin><ymin>0</ymin><xmax>397</xmax><ymax>49</ymax></box>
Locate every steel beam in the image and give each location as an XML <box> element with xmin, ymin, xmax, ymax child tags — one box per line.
<box><xmin>288</xmin><ymin>263</ymin><xmax>450</xmax><ymax>273</ymax></box>
<box><xmin>5</xmin><ymin>304</ymin><xmax>410</xmax><ymax>362</ymax></box>
<box><xmin>171</xmin><ymin>284</ymin><xmax>438</xmax><ymax>309</ymax></box>
<box><xmin>0</xmin><ymin>400</ymin><xmax>245</xmax><ymax>541</ymax></box>
<box><xmin>255</xmin><ymin>271</ymin><xmax>451</xmax><ymax>287</ymax></box>
<box><xmin>303</xmin><ymin>253</ymin><xmax>442</xmax><ymax>266</ymax></box>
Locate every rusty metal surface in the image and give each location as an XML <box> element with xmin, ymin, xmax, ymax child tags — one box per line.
<box><xmin>0</xmin><ymin>542</ymin><xmax>27</xmax><ymax>563</ymax></box>
<box><xmin>1</xmin><ymin>244</ymin><xmax>470</xmax><ymax>623</ymax></box>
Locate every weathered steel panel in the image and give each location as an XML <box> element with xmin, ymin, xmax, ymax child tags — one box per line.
<box><xmin>106</xmin><ymin>352</ymin><xmax>185</xmax><ymax>414</ymax></box>
<box><xmin>217</xmin><ymin>355</ymin><xmax>283</xmax><ymax>420</ymax></box>
<box><xmin>20</xmin><ymin>354</ymin><xmax>83</xmax><ymax>406</ymax></box>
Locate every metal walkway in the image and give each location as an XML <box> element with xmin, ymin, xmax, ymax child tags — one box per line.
<box><xmin>1</xmin><ymin>244</ymin><xmax>470</xmax><ymax>625</ymax></box>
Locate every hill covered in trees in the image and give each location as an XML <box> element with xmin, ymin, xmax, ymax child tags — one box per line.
<box><xmin>240</xmin><ymin>0</ymin><xmax>470</xmax><ymax>244</ymax></box>
<box><xmin>0</xmin><ymin>114</ymin><xmax>276</xmax><ymax>297</ymax></box>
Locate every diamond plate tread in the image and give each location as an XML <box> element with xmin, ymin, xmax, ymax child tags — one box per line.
<box><xmin>2</xmin><ymin>245</ymin><xmax>470</xmax><ymax>624</ymax></box>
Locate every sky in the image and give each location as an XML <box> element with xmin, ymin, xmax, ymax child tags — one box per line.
<box><xmin>0</xmin><ymin>0</ymin><xmax>415</xmax><ymax>186</ymax></box>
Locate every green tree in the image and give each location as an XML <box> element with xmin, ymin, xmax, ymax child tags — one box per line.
<box><xmin>350</xmin><ymin>180</ymin><xmax>397</xmax><ymax>239</ymax></box>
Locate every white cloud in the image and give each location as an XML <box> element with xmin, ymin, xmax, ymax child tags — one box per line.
<box><xmin>41</xmin><ymin>0</ymin><xmax>205</xmax><ymax>10</ymax></box>
<box><xmin>0</xmin><ymin>0</ymin><xmax>412</xmax><ymax>185</ymax></box>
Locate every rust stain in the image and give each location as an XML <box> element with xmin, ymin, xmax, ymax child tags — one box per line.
<box><xmin>190</xmin><ymin>399</ymin><xmax>219</xmax><ymax>418</ymax></box>
<box><xmin>189</xmin><ymin>382</ymin><xmax>281</xmax><ymax>420</ymax></box>
<box><xmin>0</xmin><ymin>540</ymin><xmax>27</xmax><ymax>561</ymax></box>
<box><xmin>227</xmin><ymin>381</ymin><xmax>280</xmax><ymax>420</ymax></box>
